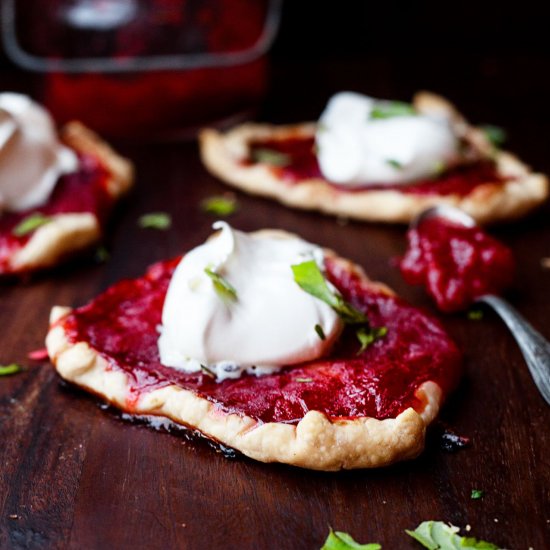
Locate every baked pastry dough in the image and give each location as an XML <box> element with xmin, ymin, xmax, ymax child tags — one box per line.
<box><xmin>46</xmin><ymin>234</ymin><xmax>461</xmax><ymax>471</ymax></box>
<box><xmin>199</xmin><ymin>92</ymin><xmax>548</xmax><ymax>224</ymax></box>
<box><xmin>0</xmin><ymin>122</ymin><xmax>133</xmax><ymax>274</ymax></box>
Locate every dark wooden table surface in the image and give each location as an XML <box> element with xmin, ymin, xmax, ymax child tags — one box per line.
<box><xmin>1</xmin><ymin>57</ymin><xmax>549</xmax><ymax>549</ymax></box>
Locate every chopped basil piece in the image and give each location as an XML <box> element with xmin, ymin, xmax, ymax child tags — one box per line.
<box><xmin>480</xmin><ymin>125</ymin><xmax>507</xmax><ymax>148</ymax></box>
<box><xmin>370</xmin><ymin>101</ymin><xmax>416</xmax><ymax>120</ymax></box>
<box><xmin>0</xmin><ymin>364</ymin><xmax>24</xmax><ymax>376</ymax></box>
<box><xmin>321</xmin><ymin>528</ymin><xmax>381</xmax><ymax>550</ymax></box>
<box><xmin>406</xmin><ymin>521</ymin><xmax>500</xmax><ymax>549</ymax></box>
<box><xmin>317</xmin><ymin>122</ymin><xmax>328</xmax><ymax>133</ymax></box>
<box><xmin>291</xmin><ymin>260</ymin><xmax>367</xmax><ymax>325</ymax></box>
<box><xmin>12</xmin><ymin>213</ymin><xmax>53</xmax><ymax>237</ymax></box>
<box><xmin>296</xmin><ymin>377</ymin><xmax>313</xmax><ymax>383</ymax></box>
<box><xmin>431</xmin><ymin>160</ymin><xmax>447</xmax><ymax>177</ymax></box>
<box><xmin>467</xmin><ymin>309</ymin><xmax>484</xmax><ymax>321</ymax></box>
<box><xmin>200</xmin><ymin>195</ymin><xmax>238</xmax><ymax>217</ymax></box>
<box><xmin>200</xmin><ymin>364</ymin><xmax>216</xmax><ymax>378</ymax></box>
<box><xmin>471</xmin><ymin>489</ymin><xmax>484</xmax><ymax>500</ymax></box>
<box><xmin>315</xmin><ymin>324</ymin><xmax>326</xmax><ymax>340</ymax></box>
<box><xmin>138</xmin><ymin>212</ymin><xmax>172</xmax><ymax>230</ymax></box>
<box><xmin>251</xmin><ymin>148</ymin><xmax>291</xmax><ymax>166</ymax></box>
<box><xmin>204</xmin><ymin>266</ymin><xmax>237</xmax><ymax>303</ymax></box>
<box><xmin>386</xmin><ymin>159</ymin><xmax>403</xmax><ymax>170</ymax></box>
<box><xmin>356</xmin><ymin>326</ymin><xmax>388</xmax><ymax>355</ymax></box>
<box><xmin>94</xmin><ymin>246</ymin><xmax>110</xmax><ymax>263</ymax></box>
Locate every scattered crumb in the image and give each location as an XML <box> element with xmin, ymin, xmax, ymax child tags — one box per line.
<box><xmin>8</xmin><ymin>514</ymin><xmax>18</xmax><ymax>520</ymax></box>
<box><xmin>493</xmin><ymin>518</ymin><xmax>499</xmax><ymax>523</ymax></box>
<box><xmin>438</xmin><ymin>426</ymin><xmax>471</xmax><ymax>452</ymax></box>
<box><xmin>542</xmin><ymin>257</ymin><xmax>550</xmax><ymax>269</ymax></box>
<box><xmin>181</xmin><ymin>523</ymin><xmax>186</xmax><ymax>528</ymax></box>
<box><xmin>465</xmin><ymin>524</ymin><xmax>471</xmax><ymax>532</ymax></box>
<box><xmin>382</xmin><ymin>500</ymin><xmax>386</xmax><ymax>504</ymax></box>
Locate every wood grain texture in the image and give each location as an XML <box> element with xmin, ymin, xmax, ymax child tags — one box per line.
<box><xmin>1</xmin><ymin>57</ymin><xmax>550</xmax><ymax>549</ymax></box>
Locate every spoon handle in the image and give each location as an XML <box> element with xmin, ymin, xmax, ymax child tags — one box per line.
<box><xmin>479</xmin><ymin>295</ymin><xmax>550</xmax><ymax>405</ymax></box>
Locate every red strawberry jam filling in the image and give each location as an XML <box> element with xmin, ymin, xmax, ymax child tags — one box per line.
<box><xmin>59</xmin><ymin>256</ymin><xmax>462</xmax><ymax>424</ymax></box>
<box><xmin>399</xmin><ymin>216</ymin><xmax>515</xmax><ymax>312</ymax></box>
<box><xmin>248</xmin><ymin>137</ymin><xmax>506</xmax><ymax>196</ymax></box>
<box><xmin>0</xmin><ymin>154</ymin><xmax>112</xmax><ymax>273</ymax></box>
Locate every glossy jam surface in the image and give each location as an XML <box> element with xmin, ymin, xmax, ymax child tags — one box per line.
<box><xmin>399</xmin><ymin>217</ymin><xmax>515</xmax><ymax>312</ymax></box>
<box><xmin>61</xmin><ymin>257</ymin><xmax>462</xmax><ymax>424</ymax></box>
<box><xmin>249</xmin><ymin>137</ymin><xmax>505</xmax><ymax>196</ymax></box>
<box><xmin>0</xmin><ymin>154</ymin><xmax>111</xmax><ymax>272</ymax></box>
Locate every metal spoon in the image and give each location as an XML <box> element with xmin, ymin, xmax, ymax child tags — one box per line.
<box><xmin>412</xmin><ymin>205</ymin><xmax>550</xmax><ymax>405</ymax></box>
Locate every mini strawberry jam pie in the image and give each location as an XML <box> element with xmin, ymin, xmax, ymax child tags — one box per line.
<box><xmin>47</xmin><ymin>223</ymin><xmax>462</xmax><ymax>471</ymax></box>
<box><xmin>0</xmin><ymin>94</ymin><xmax>133</xmax><ymax>275</ymax></box>
<box><xmin>200</xmin><ymin>91</ymin><xmax>548</xmax><ymax>224</ymax></box>
<box><xmin>399</xmin><ymin>215</ymin><xmax>515</xmax><ymax>312</ymax></box>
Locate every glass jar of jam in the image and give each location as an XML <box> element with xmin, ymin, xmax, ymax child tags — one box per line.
<box><xmin>2</xmin><ymin>0</ymin><xmax>282</xmax><ymax>140</ymax></box>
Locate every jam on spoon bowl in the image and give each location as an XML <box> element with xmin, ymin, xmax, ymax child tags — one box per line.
<box><xmin>412</xmin><ymin>205</ymin><xmax>550</xmax><ymax>405</ymax></box>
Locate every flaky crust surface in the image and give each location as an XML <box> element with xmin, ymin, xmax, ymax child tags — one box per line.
<box><xmin>199</xmin><ymin>92</ymin><xmax>548</xmax><ymax>224</ymax></box>
<box><xmin>7</xmin><ymin>122</ymin><xmax>134</xmax><ymax>274</ymax></box>
<box><xmin>46</xmin><ymin>242</ymin><xmax>446</xmax><ymax>471</ymax></box>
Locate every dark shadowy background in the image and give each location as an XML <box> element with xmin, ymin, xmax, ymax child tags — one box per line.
<box><xmin>2</xmin><ymin>0</ymin><xmax>550</xmax><ymax>141</ymax></box>
<box><xmin>267</xmin><ymin>0</ymin><xmax>550</xmax><ymax>122</ymax></box>
<box><xmin>273</xmin><ymin>0</ymin><xmax>550</xmax><ymax>57</ymax></box>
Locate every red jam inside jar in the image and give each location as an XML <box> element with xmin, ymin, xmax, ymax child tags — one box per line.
<box><xmin>248</xmin><ymin>137</ymin><xmax>506</xmax><ymax>197</ymax></box>
<box><xmin>9</xmin><ymin>0</ymin><xmax>276</xmax><ymax>139</ymax></box>
<box><xmin>60</xmin><ymin>256</ymin><xmax>462</xmax><ymax>424</ymax></box>
<box><xmin>399</xmin><ymin>216</ymin><xmax>515</xmax><ymax>312</ymax></box>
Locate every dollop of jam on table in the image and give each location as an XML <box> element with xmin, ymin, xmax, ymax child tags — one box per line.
<box><xmin>399</xmin><ymin>216</ymin><xmax>515</xmax><ymax>312</ymax></box>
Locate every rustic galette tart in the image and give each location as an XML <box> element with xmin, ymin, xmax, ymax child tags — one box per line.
<box><xmin>0</xmin><ymin>93</ymin><xmax>133</xmax><ymax>275</ymax></box>
<box><xmin>46</xmin><ymin>223</ymin><xmax>462</xmax><ymax>470</ymax></box>
<box><xmin>199</xmin><ymin>91</ymin><xmax>548</xmax><ymax>224</ymax></box>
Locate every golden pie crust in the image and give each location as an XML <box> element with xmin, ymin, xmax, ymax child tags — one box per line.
<box><xmin>199</xmin><ymin>92</ymin><xmax>548</xmax><ymax>224</ymax></box>
<box><xmin>7</xmin><ymin>122</ymin><xmax>133</xmax><ymax>273</ymax></box>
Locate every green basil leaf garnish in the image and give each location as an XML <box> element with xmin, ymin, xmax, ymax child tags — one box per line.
<box><xmin>321</xmin><ymin>528</ymin><xmax>381</xmax><ymax>550</ymax></box>
<box><xmin>12</xmin><ymin>213</ymin><xmax>53</xmax><ymax>237</ymax></box>
<box><xmin>356</xmin><ymin>326</ymin><xmax>388</xmax><ymax>355</ymax></box>
<box><xmin>200</xmin><ymin>195</ymin><xmax>238</xmax><ymax>217</ymax></box>
<box><xmin>0</xmin><ymin>364</ymin><xmax>24</xmax><ymax>376</ymax></box>
<box><xmin>204</xmin><ymin>266</ymin><xmax>237</xmax><ymax>303</ymax></box>
<box><xmin>405</xmin><ymin>521</ymin><xmax>500</xmax><ymax>549</ymax></box>
<box><xmin>291</xmin><ymin>260</ymin><xmax>367</xmax><ymax>325</ymax></box>
<box><xmin>138</xmin><ymin>212</ymin><xmax>172</xmax><ymax>230</ymax></box>
<box><xmin>251</xmin><ymin>148</ymin><xmax>291</xmax><ymax>166</ymax></box>
<box><xmin>370</xmin><ymin>101</ymin><xmax>416</xmax><ymax>120</ymax></box>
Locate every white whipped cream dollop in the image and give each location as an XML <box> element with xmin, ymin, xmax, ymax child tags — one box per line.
<box><xmin>0</xmin><ymin>93</ymin><xmax>78</xmax><ymax>214</ymax></box>
<box><xmin>158</xmin><ymin>222</ymin><xmax>343</xmax><ymax>381</ymax></box>
<box><xmin>315</xmin><ymin>92</ymin><xmax>460</xmax><ymax>186</ymax></box>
